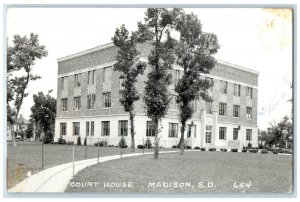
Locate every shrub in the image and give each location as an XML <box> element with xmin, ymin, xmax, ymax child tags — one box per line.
<box><xmin>57</xmin><ymin>137</ymin><xmax>66</xmax><ymax>145</ymax></box>
<box><xmin>84</xmin><ymin>137</ymin><xmax>87</xmax><ymax>146</ymax></box>
<box><xmin>77</xmin><ymin>136</ymin><xmax>82</xmax><ymax>146</ymax></box>
<box><xmin>43</xmin><ymin>135</ymin><xmax>52</xmax><ymax>144</ymax></box>
<box><xmin>144</xmin><ymin>138</ymin><xmax>153</xmax><ymax>149</ymax></box>
<box><xmin>242</xmin><ymin>149</ymin><xmax>247</xmax><ymax>152</ymax></box>
<box><xmin>247</xmin><ymin>142</ymin><xmax>252</xmax><ymax>149</ymax></box>
<box><xmin>186</xmin><ymin>145</ymin><xmax>192</xmax><ymax>149</ymax></box>
<box><xmin>194</xmin><ymin>146</ymin><xmax>200</xmax><ymax>150</ymax></box>
<box><xmin>200</xmin><ymin>147</ymin><xmax>206</xmax><ymax>151</ymax></box>
<box><xmin>66</xmin><ymin>140</ymin><xmax>74</xmax><ymax>145</ymax></box>
<box><xmin>273</xmin><ymin>151</ymin><xmax>278</xmax><ymax>154</ymax></box>
<box><xmin>248</xmin><ymin>149</ymin><xmax>258</xmax><ymax>153</ymax></box>
<box><xmin>261</xmin><ymin>149</ymin><xmax>268</xmax><ymax>154</ymax></box>
<box><xmin>231</xmin><ymin>148</ymin><xmax>238</xmax><ymax>152</ymax></box>
<box><xmin>209</xmin><ymin>148</ymin><xmax>216</xmax><ymax>151</ymax></box>
<box><xmin>220</xmin><ymin>148</ymin><xmax>227</xmax><ymax>152</ymax></box>
<box><xmin>94</xmin><ymin>140</ymin><xmax>109</xmax><ymax>147</ymax></box>
<box><xmin>118</xmin><ymin>137</ymin><xmax>128</xmax><ymax>148</ymax></box>
<box><xmin>172</xmin><ymin>145</ymin><xmax>177</xmax><ymax>149</ymax></box>
<box><xmin>108</xmin><ymin>144</ymin><xmax>114</xmax><ymax>147</ymax></box>
<box><xmin>137</xmin><ymin>145</ymin><xmax>145</xmax><ymax>149</ymax></box>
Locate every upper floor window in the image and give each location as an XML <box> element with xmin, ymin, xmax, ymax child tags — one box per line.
<box><xmin>74</xmin><ymin>96</ymin><xmax>81</xmax><ymax>111</ymax></box>
<box><xmin>61</xmin><ymin>98</ymin><xmax>68</xmax><ymax>111</ymax></box>
<box><xmin>219</xmin><ymin>102</ymin><xmax>227</xmax><ymax>116</ymax></box>
<box><xmin>74</xmin><ymin>73</ymin><xmax>82</xmax><ymax>87</ymax></box>
<box><xmin>104</xmin><ymin>67</ymin><xmax>112</xmax><ymax>82</ymax></box>
<box><xmin>246</xmin><ymin>87</ymin><xmax>253</xmax><ymax>99</ymax></box>
<box><xmin>246</xmin><ymin>107</ymin><xmax>253</xmax><ymax>119</ymax></box>
<box><xmin>87</xmin><ymin>94</ymin><xmax>96</xmax><ymax>109</ymax></box>
<box><xmin>118</xmin><ymin>120</ymin><xmax>128</xmax><ymax>136</ymax></box>
<box><xmin>174</xmin><ymin>69</ymin><xmax>181</xmax><ymax>85</ymax></box>
<box><xmin>206</xmin><ymin>101</ymin><xmax>213</xmax><ymax>114</ymax></box>
<box><xmin>168</xmin><ymin>123</ymin><xmax>178</xmax><ymax>138</ymax></box>
<box><xmin>88</xmin><ymin>70</ymin><xmax>96</xmax><ymax>85</ymax></box>
<box><xmin>233</xmin><ymin>105</ymin><xmax>240</xmax><ymax>117</ymax></box>
<box><xmin>219</xmin><ymin>127</ymin><xmax>227</xmax><ymax>140</ymax></box>
<box><xmin>191</xmin><ymin>99</ymin><xmax>197</xmax><ymax>112</ymax></box>
<box><xmin>220</xmin><ymin>80</ymin><xmax>227</xmax><ymax>94</ymax></box>
<box><xmin>61</xmin><ymin>76</ymin><xmax>68</xmax><ymax>89</ymax></box>
<box><xmin>170</xmin><ymin>95</ymin><xmax>177</xmax><ymax>109</ymax></box>
<box><xmin>246</xmin><ymin>129</ymin><xmax>252</xmax><ymax>141</ymax></box>
<box><xmin>206</xmin><ymin>77</ymin><xmax>213</xmax><ymax>91</ymax></box>
<box><xmin>103</xmin><ymin>92</ymin><xmax>111</xmax><ymax>108</ymax></box>
<box><xmin>233</xmin><ymin>84</ymin><xmax>241</xmax><ymax>96</ymax></box>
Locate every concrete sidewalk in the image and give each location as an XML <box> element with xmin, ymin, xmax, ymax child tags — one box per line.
<box><xmin>8</xmin><ymin>150</ymin><xmax>179</xmax><ymax>193</ymax></box>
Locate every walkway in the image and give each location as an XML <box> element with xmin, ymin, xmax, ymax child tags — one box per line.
<box><xmin>8</xmin><ymin>150</ymin><xmax>179</xmax><ymax>193</ymax></box>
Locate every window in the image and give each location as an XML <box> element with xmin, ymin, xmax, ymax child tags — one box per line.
<box><xmin>74</xmin><ymin>97</ymin><xmax>81</xmax><ymax>111</ymax></box>
<box><xmin>246</xmin><ymin>107</ymin><xmax>253</xmax><ymax>119</ymax></box>
<box><xmin>61</xmin><ymin>99</ymin><xmax>68</xmax><ymax>111</ymax></box>
<box><xmin>91</xmin><ymin>121</ymin><xmax>94</xmax><ymax>136</ymax></box>
<box><xmin>191</xmin><ymin>100</ymin><xmax>197</xmax><ymax>112</ymax></box>
<box><xmin>234</xmin><ymin>84</ymin><xmax>241</xmax><ymax>96</ymax></box>
<box><xmin>219</xmin><ymin>127</ymin><xmax>226</xmax><ymax>140</ymax></box>
<box><xmin>206</xmin><ymin>101</ymin><xmax>212</xmax><ymax>114</ymax></box>
<box><xmin>187</xmin><ymin>124</ymin><xmax>192</xmax><ymax>138</ymax></box>
<box><xmin>205</xmin><ymin>125</ymin><xmax>212</xmax><ymax>143</ymax></box>
<box><xmin>101</xmin><ymin>121</ymin><xmax>110</xmax><ymax>136</ymax></box>
<box><xmin>103</xmin><ymin>92</ymin><xmax>111</xmax><ymax>108</ymax></box>
<box><xmin>233</xmin><ymin>105</ymin><xmax>240</xmax><ymax>117</ymax></box>
<box><xmin>73</xmin><ymin>122</ymin><xmax>80</xmax><ymax>136</ymax></box>
<box><xmin>220</xmin><ymin>80</ymin><xmax>227</xmax><ymax>94</ymax></box>
<box><xmin>233</xmin><ymin>128</ymin><xmax>239</xmax><ymax>140</ymax></box>
<box><xmin>74</xmin><ymin>73</ymin><xmax>81</xmax><ymax>87</ymax></box>
<box><xmin>168</xmin><ymin>123</ymin><xmax>178</xmax><ymax>138</ymax></box>
<box><xmin>118</xmin><ymin>120</ymin><xmax>128</xmax><ymax>136</ymax></box>
<box><xmin>206</xmin><ymin>77</ymin><xmax>213</xmax><ymax>91</ymax></box>
<box><xmin>246</xmin><ymin>129</ymin><xmax>252</xmax><ymax>141</ymax></box>
<box><xmin>86</xmin><ymin>122</ymin><xmax>89</xmax><ymax>137</ymax></box>
<box><xmin>61</xmin><ymin>76</ymin><xmax>68</xmax><ymax>89</ymax></box>
<box><xmin>170</xmin><ymin>95</ymin><xmax>177</xmax><ymax>109</ymax></box>
<box><xmin>104</xmin><ymin>67</ymin><xmax>112</xmax><ymax>82</ymax></box>
<box><xmin>219</xmin><ymin>102</ymin><xmax>227</xmax><ymax>116</ymax></box>
<box><xmin>88</xmin><ymin>70</ymin><xmax>95</xmax><ymax>85</ymax></box>
<box><xmin>146</xmin><ymin>121</ymin><xmax>155</xmax><ymax>137</ymax></box>
<box><xmin>87</xmin><ymin>94</ymin><xmax>96</xmax><ymax>109</ymax></box>
<box><xmin>60</xmin><ymin>123</ymin><xmax>67</xmax><ymax>136</ymax></box>
<box><xmin>246</xmin><ymin>87</ymin><xmax>253</xmax><ymax>99</ymax></box>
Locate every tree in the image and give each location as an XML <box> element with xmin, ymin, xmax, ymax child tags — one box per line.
<box><xmin>25</xmin><ymin>119</ymin><xmax>34</xmax><ymax>141</ymax></box>
<box><xmin>174</xmin><ymin>12</ymin><xmax>219</xmax><ymax>154</ymax></box>
<box><xmin>135</xmin><ymin>8</ymin><xmax>182</xmax><ymax>159</ymax></box>
<box><xmin>7</xmin><ymin>33</ymin><xmax>48</xmax><ymax>146</ymax></box>
<box><xmin>30</xmin><ymin>90</ymin><xmax>56</xmax><ymax>143</ymax></box>
<box><xmin>112</xmin><ymin>25</ymin><xmax>147</xmax><ymax>152</ymax></box>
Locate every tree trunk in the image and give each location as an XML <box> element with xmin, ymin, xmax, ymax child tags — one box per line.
<box><xmin>129</xmin><ymin>111</ymin><xmax>135</xmax><ymax>152</ymax></box>
<box><xmin>179</xmin><ymin>122</ymin><xmax>186</xmax><ymax>155</ymax></box>
<box><xmin>154</xmin><ymin>118</ymin><xmax>159</xmax><ymax>160</ymax></box>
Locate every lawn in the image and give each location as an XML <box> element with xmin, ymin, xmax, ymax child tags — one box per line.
<box><xmin>7</xmin><ymin>142</ymin><xmax>158</xmax><ymax>189</ymax></box>
<box><xmin>65</xmin><ymin>151</ymin><xmax>293</xmax><ymax>193</ymax></box>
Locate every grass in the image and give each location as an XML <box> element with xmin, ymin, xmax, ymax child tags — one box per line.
<box><xmin>66</xmin><ymin>151</ymin><xmax>293</xmax><ymax>193</ymax></box>
<box><xmin>7</xmin><ymin>142</ymin><xmax>160</xmax><ymax>189</ymax></box>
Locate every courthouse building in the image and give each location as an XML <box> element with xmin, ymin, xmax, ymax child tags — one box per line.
<box><xmin>54</xmin><ymin>42</ymin><xmax>259</xmax><ymax>149</ymax></box>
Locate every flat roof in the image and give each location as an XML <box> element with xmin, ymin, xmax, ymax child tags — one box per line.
<box><xmin>57</xmin><ymin>42</ymin><xmax>259</xmax><ymax>75</ymax></box>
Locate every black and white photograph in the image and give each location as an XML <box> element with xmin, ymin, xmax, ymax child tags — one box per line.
<box><xmin>2</xmin><ymin>1</ymin><xmax>296</xmax><ymax>198</ymax></box>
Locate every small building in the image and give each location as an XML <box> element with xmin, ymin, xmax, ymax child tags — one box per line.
<box><xmin>54</xmin><ymin>42</ymin><xmax>259</xmax><ymax>149</ymax></box>
<box><xmin>7</xmin><ymin>114</ymin><xmax>29</xmax><ymax>141</ymax></box>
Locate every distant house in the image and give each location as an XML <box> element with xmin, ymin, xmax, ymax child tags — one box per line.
<box><xmin>7</xmin><ymin>114</ymin><xmax>30</xmax><ymax>141</ymax></box>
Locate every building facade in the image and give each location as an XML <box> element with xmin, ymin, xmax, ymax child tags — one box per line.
<box><xmin>54</xmin><ymin>42</ymin><xmax>259</xmax><ymax>149</ymax></box>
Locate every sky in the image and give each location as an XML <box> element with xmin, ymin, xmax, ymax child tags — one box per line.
<box><xmin>6</xmin><ymin>7</ymin><xmax>293</xmax><ymax>130</ymax></box>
